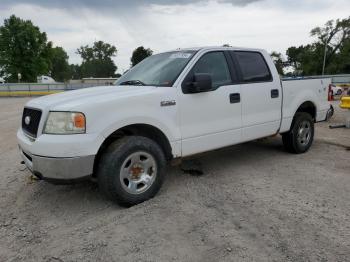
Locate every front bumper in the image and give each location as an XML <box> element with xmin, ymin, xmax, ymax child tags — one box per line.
<box><xmin>17</xmin><ymin>127</ymin><xmax>102</xmax><ymax>181</ymax></box>
<box><xmin>19</xmin><ymin>147</ymin><xmax>95</xmax><ymax>181</ymax></box>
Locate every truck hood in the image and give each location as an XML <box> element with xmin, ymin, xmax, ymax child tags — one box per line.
<box><xmin>26</xmin><ymin>85</ymin><xmax>157</xmax><ymax>110</ymax></box>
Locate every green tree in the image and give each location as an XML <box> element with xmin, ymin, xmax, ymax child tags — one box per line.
<box><xmin>49</xmin><ymin>47</ymin><xmax>71</xmax><ymax>82</ymax></box>
<box><xmin>336</xmin><ymin>39</ymin><xmax>350</xmax><ymax>73</ymax></box>
<box><xmin>69</xmin><ymin>64</ymin><xmax>82</xmax><ymax>80</ymax></box>
<box><xmin>286</xmin><ymin>17</ymin><xmax>350</xmax><ymax>75</ymax></box>
<box><xmin>0</xmin><ymin>15</ymin><xmax>52</xmax><ymax>82</ymax></box>
<box><xmin>270</xmin><ymin>51</ymin><xmax>284</xmax><ymax>75</ymax></box>
<box><xmin>311</xmin><ymin>17</ymin><xmax>350</xmax><ymax>71</ymax></box>
<box><xmin>286</xmin><ymin>46</ymin><xmax>303</xmax><ymax>71</ymax></box>
<box><xmin>131</xmin><ymin>46</ymin><xmax>153</xmax><ymax>67</ymax></box>
<box><xmin>77</xmin><ymin>41</ymin><xmax>117</xmax><ymax>78</ymax></box>
<box><xmin>286</xmin><ymin>44</ymin><xmax>325</xmax><ymax>75</ymax></box>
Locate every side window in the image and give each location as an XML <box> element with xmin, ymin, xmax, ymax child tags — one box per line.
<box><xmin>193</xmin><ymin>52</ymin><xmax>232</xmax><ymax>88</ymax></box>
<box><xmin>234</xmin><ymin>51</ymin><xmax>272</xmax><ymax>83</ymax></box>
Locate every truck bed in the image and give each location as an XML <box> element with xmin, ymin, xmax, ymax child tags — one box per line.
<box><xmin>279</xmin><ymin>78</ymin><xmax>331</xmax><ymax>133</ymax></box>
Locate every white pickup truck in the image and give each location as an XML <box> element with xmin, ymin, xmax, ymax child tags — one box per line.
<box><xmin>18</xmin><ymin>47</ymin><xmax>331</xmax><ymax>206</ymax></box>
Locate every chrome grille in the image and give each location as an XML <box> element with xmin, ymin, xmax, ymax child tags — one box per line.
<box><xmin>22</xmin><ymin>108</ymin><xmax>42</xmax><ymax>138</ymax></box>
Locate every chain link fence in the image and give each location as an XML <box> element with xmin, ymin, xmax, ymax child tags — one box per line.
<box><xmin>0</xmin><ymin>83</ymin><xmax>111</xmax><ymax>97</ymax></box>
<box><xmin>1</xmin><ymin>74</ymin><xmax>349</xmax><ymax>97</ymax></box>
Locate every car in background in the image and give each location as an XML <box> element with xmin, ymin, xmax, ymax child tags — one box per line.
<box><xmin>330</xmin><ymin>84</ymin><xmax>343</xmax><ymax>96</ymax></box>
<box><xmin>37</xmin><ymin>75</ymin><xmax>56</xmax><ymax>84</ymax></box>
<box><xmin>0</xmin><ymin>77</ymin><xmax>5</xmax><ymax>84</ymax></box>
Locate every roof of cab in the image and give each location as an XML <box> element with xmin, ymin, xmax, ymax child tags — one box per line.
<box><xmin>170</xmin><ymin>46</ymin><xmax>266</xmax><ymax>53</ymax></box>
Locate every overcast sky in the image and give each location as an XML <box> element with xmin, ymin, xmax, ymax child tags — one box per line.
<box><xmin>1</xmin><ymin>0</ymin><xmax>349</xmax><ymax>73</ymax></box>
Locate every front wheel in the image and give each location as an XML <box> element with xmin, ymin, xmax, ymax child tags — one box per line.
<box><xmin>97</xmin><ymin>136</ymin><xmax>166</xmax><ymax>206</ymax></box>
<box><xmin>282</xmin><ymin>112</ymin><xmax>314</xmax><ymax>154</ymax></box>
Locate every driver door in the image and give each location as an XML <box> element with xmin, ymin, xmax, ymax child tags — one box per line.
<box><xmin>178</xmin><ymin>51</ymin><xmax>242</xmax><ymax>156</ymax></box>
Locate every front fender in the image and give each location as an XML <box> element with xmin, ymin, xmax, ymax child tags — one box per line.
<box><xmin>101</xmin><ymin>116</ymin><xmax>178</xmax><ymax>142</ymax></box>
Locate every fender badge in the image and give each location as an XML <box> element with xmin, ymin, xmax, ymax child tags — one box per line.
<box><xmin>161</xmin><ymin>100</ymin><xmax>176</xmax><ymax>107</ymax></box>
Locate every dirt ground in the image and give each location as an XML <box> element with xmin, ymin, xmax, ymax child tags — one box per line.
<box><xmin>0</xmin><ymin>97</ymin><xmax>349</xmax><ymax>262</ymax></box>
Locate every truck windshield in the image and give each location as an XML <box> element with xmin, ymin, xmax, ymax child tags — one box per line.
<box><xmin>115</xmin><ymin>51</ymin><xmax>196</xmax><ymax>87</ymax></box>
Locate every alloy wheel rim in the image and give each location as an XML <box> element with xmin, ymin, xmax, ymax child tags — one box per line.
<box><xmin>297</xmin><ymin>120</ymin><xmax>311</xmax><ymax>146</ymax></box>
<box><xmin>120</xmin><ymin>151</ymin><xmax>157</xmax><ymax>195</ymax></box>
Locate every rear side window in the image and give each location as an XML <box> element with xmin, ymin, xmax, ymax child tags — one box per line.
<box><xmin>234</xmin><ymin>51</ymin><xmax>272</xmax><ymax>83</ymax></box>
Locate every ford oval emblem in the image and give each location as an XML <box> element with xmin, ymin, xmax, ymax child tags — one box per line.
<box><xmin>24</xmin><ymin>116</ymin><xmax>31</xmax><ymax>125</ymax></box>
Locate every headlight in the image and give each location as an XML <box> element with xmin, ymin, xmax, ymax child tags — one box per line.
<box><xmin>44</xmin><ymin>112</ymin><xmax>86</xmax><ymax>134</ymax></box>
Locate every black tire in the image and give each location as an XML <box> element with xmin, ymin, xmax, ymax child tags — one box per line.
<box><xmin>97</xmin><ymin>136</ymin><xmax>166</xmax><ymax>206</ymax></box>
<box><xmin>282</xmin><ymin>112</ymin><xmax>314</xmax><ymax>154</ymax></box>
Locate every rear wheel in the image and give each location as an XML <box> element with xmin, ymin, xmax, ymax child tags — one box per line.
<box><xmin>282</xmin><ymin>112</ymin><xmax>314</xmax><ymax>154</ymax></box>
<box><xmin>97</xmin><ymin>136</ymin><xmax>166</xmax><ymax>206</ymax></box>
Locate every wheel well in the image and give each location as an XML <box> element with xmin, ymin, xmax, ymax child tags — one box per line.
<box><xmin>93</xmin><ymin>124</ymin><xmax>173</xmax><ymax>176</ymax></box>
<box><xmin>295</xmin><ymin>101</ymin><xmax>316</xmax><ymax>120</ymax></box>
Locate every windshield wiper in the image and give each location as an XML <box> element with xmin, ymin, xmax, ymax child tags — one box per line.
<box><xmin>119</xmin><ymin>80</ymin><xmax>146</xmax><ymax>86</ymax></box>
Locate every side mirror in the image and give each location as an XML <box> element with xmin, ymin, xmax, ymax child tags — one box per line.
<box><xmin>185</xmin><ymin>73</ymin><xmax>212</xmax><ymax>93</ymax></box>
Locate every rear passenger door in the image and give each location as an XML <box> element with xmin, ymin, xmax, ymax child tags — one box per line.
<box><xmin>231</xmin><ymin>51</ymin><xmax>282</xmax><ymax>141</ymax></box>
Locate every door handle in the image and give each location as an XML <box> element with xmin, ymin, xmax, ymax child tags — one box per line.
<box><xmin>230</xmin><ymin>93</ymin><xmax>240</xmax><ymax>103</ymax></box>
<box><xmin>271</xmin><ymin>89</ymin><xmax>279</xmax><ymax>98</ymax></box>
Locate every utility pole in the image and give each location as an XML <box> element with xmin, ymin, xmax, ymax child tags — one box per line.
<box><xmin>322</xmin><ymin>41</ymin><xmax>327</xmax><ymax>75</ymax></box>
